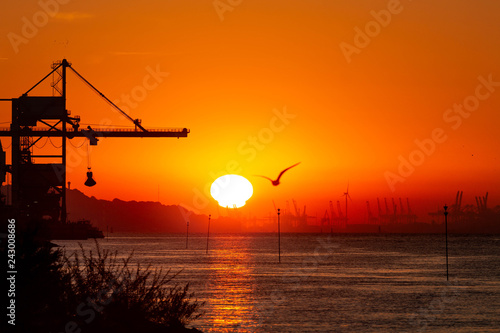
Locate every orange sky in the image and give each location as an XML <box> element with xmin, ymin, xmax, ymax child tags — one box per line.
<box><xmin>1</xmin><ymin>0</ymin><xmax>499</xmax><ymax>222</ymax></box>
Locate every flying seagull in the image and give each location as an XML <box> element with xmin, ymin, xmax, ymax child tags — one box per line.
<box><xmin>256</xmin><ymin>162</ymin><xmax>300</xmax><ymax>186</ymax></box>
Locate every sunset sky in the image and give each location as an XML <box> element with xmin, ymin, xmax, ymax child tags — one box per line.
<box><xmin>1</xmin><ymin>0</ymin><xmax>499</xmax><ymax>222</ymax></box>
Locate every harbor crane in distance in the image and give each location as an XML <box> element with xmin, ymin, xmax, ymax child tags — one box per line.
<box><xmin>366</xmin><ymin>201</ymin><xmax>377</xmax><ymax>225</ymax></box>
<box><xmin>0</xmin><ymin>59</ymin><xmax>189</xmax><ymax>229</ymax></box>
<box><xmin>329</xmin><ymin>200</ymin><xmax>337</xmax><ymax>231</ymax></box>
<box><xmin>336</xmin><ymin>200</ymin><xmax>345</xmax><ymax>229</ymax></box>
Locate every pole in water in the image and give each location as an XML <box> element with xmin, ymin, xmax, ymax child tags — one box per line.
<box><xmin>186</xmin><ymin>220</ymin><xmax>189</xmax><ymax>249</ymax></box>
<box><xmin>330</xmin><ymin>215</ymin><xmax>333</xmax><ymax>235</ymax></box>
<box><xmin>206</xmin><ymin>214</ymin><xmax>211</xmax><ymax>254</ymax></box>
<box><xmin>278</xmin><ymin>208</ymin><xmax>281</xmax><ymax>263</ymax></box>
<box><xmin>444</xmin><ymin>204</ymin><xmax>449</xmax><ymax>281</ymax></box>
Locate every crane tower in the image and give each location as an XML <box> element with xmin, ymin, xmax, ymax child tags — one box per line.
<box><xmin>0</xmin><ymin>59</ymin><xmax>189</xmax><ymax>233</ymax></box>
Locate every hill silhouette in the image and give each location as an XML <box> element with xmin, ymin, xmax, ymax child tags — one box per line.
<box><xmin>3</xmin><ymin>186</ymin><xmax>498</xmax><ymax>234</ymax></box>
<box><xmin>66</xmin><ymin>188</ymin><xmax>207</xmax><ymax>233</ymax></box>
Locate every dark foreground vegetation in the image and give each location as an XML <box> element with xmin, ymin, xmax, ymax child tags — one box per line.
<box><xmin>3</xmin><ymin>232</ymin><xmax>203</xmax><ymax>333</ymax></box>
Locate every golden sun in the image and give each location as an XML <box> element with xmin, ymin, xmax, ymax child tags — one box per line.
<box><xmin>210</xmin><ymin>174</ymin><xmax>253</xmax><ymax>208</ymax></box>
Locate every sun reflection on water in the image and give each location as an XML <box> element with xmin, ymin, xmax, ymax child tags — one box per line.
<box><xmin>203</xmin><ymin>244</ymin><xmax>257</xmax><ymax>332</ymax></box>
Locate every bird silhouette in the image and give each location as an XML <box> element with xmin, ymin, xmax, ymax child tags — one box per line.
<box><xmin>255</xmin><ymin>162</ymin><xmax>300</xmax><ymax>186</ymax></box>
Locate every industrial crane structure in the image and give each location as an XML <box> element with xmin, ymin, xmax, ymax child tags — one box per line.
<box><xmin>0</xmin><ymin>59</ymin><xmax>189</xmax><ymax>231</ymax></box>
<box><xmin>366</xmin><ymin>201</ymin><xmax>378</xmax><ymax>224</ymax></box>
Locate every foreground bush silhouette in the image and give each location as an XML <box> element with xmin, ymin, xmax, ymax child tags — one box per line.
<box><xmin>7</xmin><ymin>232</ymin><xmax>72</xmax><ymax>332</ymax></box>
<box><xmin>62</xmin><ymin>242</ymin><xmax>204</xmax><ymax>332</ymax></box>
<box><xmin>7</xmin><ymin>234</ymin><xmax>203</xmax><ymax>333</ymax></box>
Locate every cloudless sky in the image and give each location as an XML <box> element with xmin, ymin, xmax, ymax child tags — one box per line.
<box><xmin>1</xmin><ymin>0</ymin><xmax>499</xmax><ymax>221</ymax></box>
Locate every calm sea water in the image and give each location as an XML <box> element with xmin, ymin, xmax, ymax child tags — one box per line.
<box><xmin>55</xmin><ymin>233</ymin><xmax>500</xmax><ymax>332</ymax></box>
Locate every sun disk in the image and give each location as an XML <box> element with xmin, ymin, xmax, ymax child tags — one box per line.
<box><xmin>210</xmin><ymin>174</ymin><xmax>253</xmax><ymax>208</ymax></box>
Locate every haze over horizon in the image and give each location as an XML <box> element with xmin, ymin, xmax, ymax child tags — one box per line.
<box><xmin>1</xmin><ymin>0</ymin><xmax>499</xmax><ymax>222</ymax></box>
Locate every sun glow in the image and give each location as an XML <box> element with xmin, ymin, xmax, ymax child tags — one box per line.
<box><xmin>210</xmin><ymin>175</ymin><xmax>253</xmax><ymax>208</ymax></box>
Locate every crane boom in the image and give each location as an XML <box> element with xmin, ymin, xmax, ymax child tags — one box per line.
<box><xmin>0</xmin><ymin>127</ymin><xmax>188</xmax><ymax>138</ymax></box>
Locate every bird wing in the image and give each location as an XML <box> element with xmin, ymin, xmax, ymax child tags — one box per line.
<box><xmin>276</xmin><ymin>162</ymin><xmax>301</xmax><ymax>181</ymax></box>
<box><xmin>254</xmin><ymin>175</ymin><xmax>274</xmax><ymax>183</ymax></box>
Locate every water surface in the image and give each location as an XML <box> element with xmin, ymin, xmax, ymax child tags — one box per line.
<box><xmin>56</xmin><ymin>233</ymin><xmax>500</xmax><ymax>332</ymax></box>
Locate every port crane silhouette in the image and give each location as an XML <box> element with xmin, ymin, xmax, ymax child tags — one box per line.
<box><xmin>0</xmin><ymin>59</ymin><xmax>189</xmax><ymax>228</ymax></box>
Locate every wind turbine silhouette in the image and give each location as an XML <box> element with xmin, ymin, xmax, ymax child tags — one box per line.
<box><xmin>341</xmin><ymin>183</ymin><xmax>352</xmax><ymax>227</ymax></box>
<box><xmin>255</xmin><ymin>162</ymin><xmax>300</xmax><ymax>186</ymax></box>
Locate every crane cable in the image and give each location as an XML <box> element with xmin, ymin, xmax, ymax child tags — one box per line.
<box><xmin>87</xmin><ymin>141</ymin><xmax>92</xmax><ymax>170</ymax></box>
<box><xmin>48</xmin><ymin>137</ymin><xmax>62</xmax><ymax>148</ymax></box>
<box><xmin>67</xmin><ymin>65</ymin><xmax>147</xmax><ymax>132</ymax></box>
<box><xmin>68</xmin><ymin>139</ymin><xmax>87</xmax><ymax>148</ymax></box>
<box><xmin>34</xmin><ymin>137</ymin><xmax>49</xmax><ymax>149</ymax></box>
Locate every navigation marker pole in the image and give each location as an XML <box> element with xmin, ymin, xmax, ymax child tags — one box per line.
<box><xmin>278</xmin><ymin>208</ymin><xmax>281</xmax><ymax>263</ymax></box>
<box><xmin>186</xmin><ymin>220</ymin><xmax>189</xmax><ymax>250</ymax></box>
<box><xmin>444</xmin><ymin>204</ymin><xmax>449</xmax><ymax>281</ymax></box>
<box><xmin>206</xmin><ymin>214</ymin><xmax>211</xmax><ymax>254</ymax></box>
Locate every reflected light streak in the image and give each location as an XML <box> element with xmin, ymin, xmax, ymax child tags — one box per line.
<box><xmin>205</xmin><ymin>245</ymin><xmax>257</xmax><ymax>331</ymax></box>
